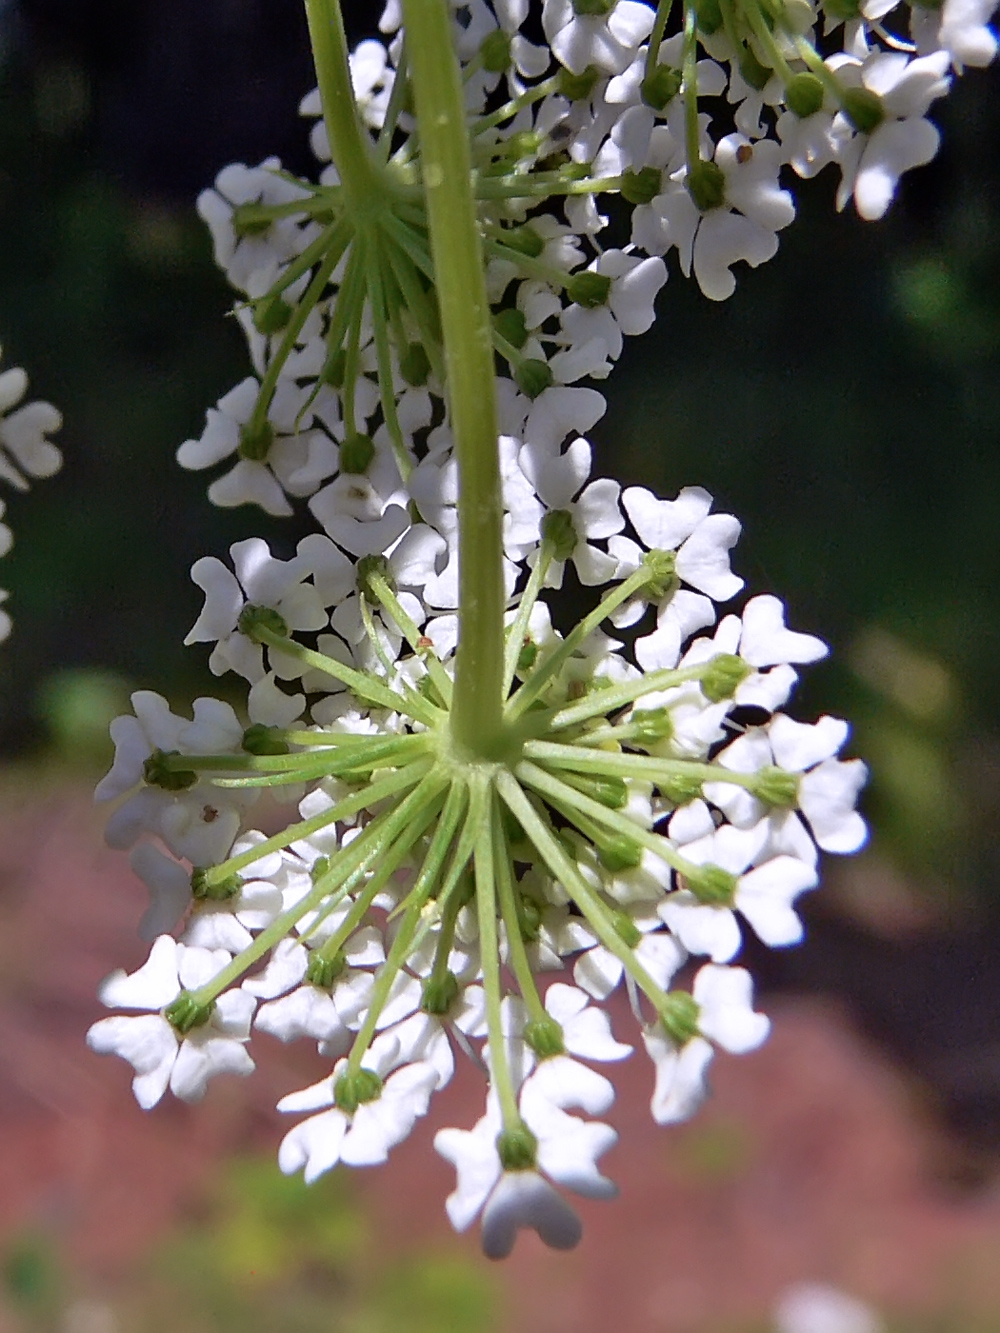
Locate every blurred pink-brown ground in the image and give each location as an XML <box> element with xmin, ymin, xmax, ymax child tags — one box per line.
<box><xmin>3</xmin><ymin>782</ymin><xmax>1000</xmax><ymax>1331</ymax></box>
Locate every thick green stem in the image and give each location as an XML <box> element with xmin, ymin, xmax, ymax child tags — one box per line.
<box><xmin>403</xmin><ymin>0</ymin><xmax>506</xmax><ymax>760</ymax></box>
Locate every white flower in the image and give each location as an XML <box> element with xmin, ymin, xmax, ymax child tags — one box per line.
<box><xmin>643</xmin><ymin>964</ymin><xmax>770</xmax><ymax>1123</ymax></box>
<box><xmin>661</xmin><ymin>816</ymin><xmax>819</xmax><ymax>960</ymax></box>
<box><xmin>911</xmin><ymin>0</ymin><xmax>999</xmax><ymax>69</ymax></box>
<box><xmin>831</xmin><ymin>51</ymin><xmax>951</xmax><ymax>221</ymax></box>
<box><xmin>87</xmin><ymin>936</ymin><xmax>254</xmax><ymax>1108</ymax></box>
<box><xmin>277</xmin><ymin>1038</ymin><xmax>438</xmax><ymax>1181</ymax></box>
<box><xmin>0</xmin><ymin>349</ymin><xmax>63</xmax><ymax>492</ymax></box>
<box><xmin>542</xmin><ymin>0</ymin><xmax>657</xmax><ymax>75</ymax></box>
<box><xmin>518</xmin><ymin>434</ymin><xmax>623</xmax><ymax>586</ymax></box>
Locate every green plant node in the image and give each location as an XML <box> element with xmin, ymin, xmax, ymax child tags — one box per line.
<box><xmin>566</xmin><ymin>271</ymin><xmax>612</xmax><ymax>308</ymax></box>
<box><xmin>518</xmin><ymin>893</ymin><xmax>543</xmax><ymax>942</ymax></box>
<box><xmin>480</xmin><ymin>27</ymin><xmax>512</xmax><ymax>72</ymax></box>
<box><xmin>541</xmin><ymin>507</ymin><xmax>578</xmax><ymax>560</ymax></box>
<box><xmin>686</xmin><ymin>159</ymin><xmax>727</xmax><ymax>212</ymax></box>
<box><xmin>399</xmin><ymin>340</ymin><xmax>432</xmax><ymax>387</ymax></box>
<box><xmin>660</xmin><ymin>991</ymin><xmax>701</xmax><ymax>1046</ymax></box>
<box><xmin>687</xmin><ymin>862</ymin><xmax>738</xmax><ymax>906</ymax></box>
<box><xmin>495</xmin><ymin>307</ymin><xmax>529</xmax><ymax>350</ymax></box>
<box><xmin>641</xmin><ymin>64</ymin><xmax>684</xmax><ymax>110</ymax></box>
<box><xmin>340</xmin><ymin>432</ymin><xmax>376</xmax><ymax>474</ymax></box>
<box><xmin>785</xmin><ymin>71</ymin><xmax>825</xmax><ymax>118</ymax></box>
<box><xmin>496</xmin><ymin>1122</ymin><xmax>539</xmax><ymax>1170</ymax></box>
<box><xmin>700</xmin><ymin>652</ymin><xmax>752</xmax><ymax>702</ymax></box>
<box><xmin>557</xmin><ymin>64</ymin><xmax>600</xmax><ymax>101</ymax></box>
<box><xmin>253</xmin><ymin>295</ymin><xmax>293</xmax><ymax>335</ymax></box>
<box><xmin>630</xmin><ymin>707</ymin><xmax>675</xmax><ymax>744</ymax></box>
<box><xmin>611</xmin><ymin>907</ymin><xmax>643</xmax><ymax>949</ymax></box>
<box><xmin>660</xmin><ymin>771</ymin><xmax>704</xmax><ymax>804</ymax></box>
<box><xmin>322</xmin><ymin>347</ymin><xmax>347</xmax><ymax>388</ymax></box>
<box><xmin>421</xmin><ymin>970</ymin><xmax>460</xmax><ymax>1015</ymax></box>
<box><xmin>524</xmin><ymin>1017</ymin><xmax>565</xmax><ymax>1058</ymax></box>
<box><xmin>306</xmin><ymin>949</ymin><xmax>347</xmax><ymax>989</ymax></box>
<box><xmin>515</xmin><ymin>358</ymin><xmax>554</xmax><ymax>399</ymax></box>
<box><xmin>191</xmin><ymin>867</ymin><xmax>243</xmax><ymax>901</ymax></box>
<box><xmin>842</xmin><ymin>86</ymin><xmax>885</xmax><ymax>134</ymax></box>
<box><xmin>739</xmin><ymin>45</ymin><xmax>772</xmax><ymax>92</ymax></box>
<box><xmin>238</xmin><ymin>603</ymin><xmax>290</xmax><ymax>643</ymax></box>
<box><xmin>334</xmin><ymin>1068</ymin><xmax>383</xmax><ymax>1113</ymax></box>
<box><xmin>238</xmin><ymin>418</ymin><xmax>274</xmax><ymax>462</ymax></box>
<box><xmin>753</xmin><ymin>765</ymin><xmax>800</xmax><ymax>808</ymax></box>
<box><xmin>242</xmin><ymin>723</ymin><xmax>291</xmax><ymax>756</ymax></box>
<box><xmin>357</xmin><ymin>553</ymin><xmax>394</xmax><ymax>603</ymax></box>
<box><xmin>695</xmin><ymin>0</ymin><xmax>724</xmax><ymax>34</ymax></box>
<box><xmin>502</xmin><ymin>224</ymin><xmax>546</xmax><ymax>259</ymax></box>
<box><xmin>598</xmin><ymin>833</ymin><xmax>643</xmax><ymax>873</ymax></box>
<box><xmin>641</xmin><ymin>547</ymin><xmax>678</xmax><ymax>599</ymax></box>
<box><xmin>621</xmin><ymin>166</ymin><xmax>663</xmax><ymax>205</ymax></box>
<box><xmin>165</xmin><ymin>992</ymin><xmax>215</xmax><ymax>1035</ymax></box>
<box><xmin>143</xmin><ymin>748</ymin><xmax>198</xmax><ymax>791</ymax></box>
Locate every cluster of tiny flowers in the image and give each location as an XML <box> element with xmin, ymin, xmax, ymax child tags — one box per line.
<box><xmin>0</xmin><ymin>343</ymin><xmax>64</xmax><ymax>640</ymax></box>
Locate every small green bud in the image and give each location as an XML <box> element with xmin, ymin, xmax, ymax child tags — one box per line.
<box><xmin>524</xmin><ymin>1017</ymin><xmax>565</xmax><ymax>1058</ymax></box>
<box><xmin>421</xmin><ymin>970</ymin><xmax>459</xmax><ymax>1015</ymax></box>
<box><xmin>566</xmin><ymin>271</ymin><xmax>612</xmax><ymax>308</ymax></box>
<box><xmin>700</xmin><ymin>652</ymin><xmax>752</xmax><ymax>702</ymax></box>
<box><xmin>557</xmin><ymin>64</ymin><xmax>599</xmax><ymax>101</ymax></box>
<box><xmin>541</xmin><ymin>507</ymin><xmax>578</xmax><ymax>560</ymax></box>
<box><xmin>573</xmin><ymin>0</ymin><xmax>615</xmax><ymax>13</ymax></box>
<box><xmin>630</xmin><ymin>708</ymin><xmax>674</xmax><ymax>744</ymax></box>
<box><xmin>495</xmin><ymin>306</ymin><xmax>529</xmax><ymax>350</ymax></box>
<box><xmin>784</xmin><ymin>71</ymin><xmax>825</xmax><ymax>118</ymax></box>
<box><xmin>557</xmin><ymin>160</ymin><xmax>590</xmax><ymax>182</ymax></box>
<box><xmin>739</xmin><ymin>45</ymin><xmax>773</xmax><ymax>91</ymax></box>
<box><xmin>191</xmin><ymin>868</ymin><xmax>242</xmax><ymax>901</ymax></box>
<box><xmin>641</xmin><ymin>65</ymin><xmax>683</xmax><ymax>110</ymax></box>
<box><xmin>753</xmin><ymin>765</ymin><xmax>800</xmax><ymax>808</ymax></box>
<box><xmin>311</xmin><ymin>855</ymin><xmax>331</xmax><ymax>883</ymax></box>
<box><xmin>242</xmin><ymin>723</ymin><xmax>290</xmax><ymax>756</ymax></box>
<box><xmin>238</xmin><ymin>418</ymin><xmax>274</xmax><ymax>462</ymax></box>
<box><xmin>598</xmin><ymin>834</ymin><xmax>643</xmax><ymax>873</ymax></box>
<box><xmin>659</xmin><ymin>991</ymin><xmax>700</xmax><ymax>1046</ymax></box>
<box><xmin>515</xmin><ymin>358</ymin><xmax>554</xmax><ymax>399</ymax></box>
<box><xmin>307</xmin><ymin>950</ymin><xmax>346</xmax><ymax>989</ymax></box>
<box><xmin>517</xmin><ymin>637</ymin><xmax>539</xmax><ymax>674</ymax></box>
<box><xmin>695</xmin><ymin>0</ymin><xmax>723</xmax><ymax>33</ymax></box>
<box><xmin>686</xmin><ymin>862</ymin><xmax>738</xmax><ymax>906</ymax></box>
<box><xmin>238</xmin><ymin>603</ymin><xmax>290</xmax><ymax>643</ymax></box>
<box><xmin>231</xmin><ymin>204</ymin><xmax>272</xmax><ymax>237</ymax></box>
<box><xmin>165</xmin><ymin>992</ymin><xmax>215</xmax><ymax>1035</ymax></box>
<box><xmin>686</xmin><ymin>159</ymin><xmax>726</xmax><ymax>212</ymax></box>
<box><xmin>501</xmin><ymin>224</ymin><xmax>545</xmax><ymax>258</ymax></box>
<box><xmin>518</xmin><ymin>894</ymin><xmax>543</xmax><ymax>942</ymax></box>
<box><xmin>505</xmin><ymin>130</ymin><xmax>544</xmax><ymax>160</ymax></box>
<box><xmin>340</xmin><ymin>432</ymin><xmax>376</xmax><ymax>474</ymax></box>
<box><xmin>253</xmin><ymin>295</ymin><xmax>293</xmax><ymax>335</ymax></box>
<box><xmin>496</xmin><ymin>1122</ymin><xmax>538</xmax><ymax>1170</ymax></box>
<box><xmin>611</xmin><ymin>907</ymin><xmax>642</xmax><ymax>949</ymax></box>
<box><xmin>322</xmin><ymin>348</ymin><xmax>347</xmax><ymax>388</ymax></box>
<box><xmin>399</xmin><ymin>341</ymin><xmax>431</xmax><ymax>387</ymax></box>
<box><xmin>356</xmin><ymin>553</ymin><xmax>393</xmax><ymax>604</ymax></box>
<box><xmin>842</xmin><ymin>86</ymin><xmax>885</xmax><ymax>134</ymax></box>
<box><xmin>660</xmin><ymin>772</ymin><xmax>704</xmax><ymax>805</ymax></box>
<box><xmin>480</xmin><ymin>27</ymin><xmax>512</xmax><ymax>72</ymax></box>
<box><xmin>823</xmin><ymin>0</ymin><xmax>861</xmax><ymax>17</ymax></box>
<box><xmin>641</xmin><ymin>548</ymin><xmax>678</xmax><ymax>600</ymax></box>
<box><xmin>621</xmin><ymin>166</ymin><xmax>663</xmax><ymax>206</ymax></box>
<box><xmin>143</xmin><ymin>748</ymin><xmax>197</xmax><ymax>791</ymax></box>
<box><xmin>334</xmin><ymin>1068</ymin><xmax>383</xmax><ymax>1113</ymax></box>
